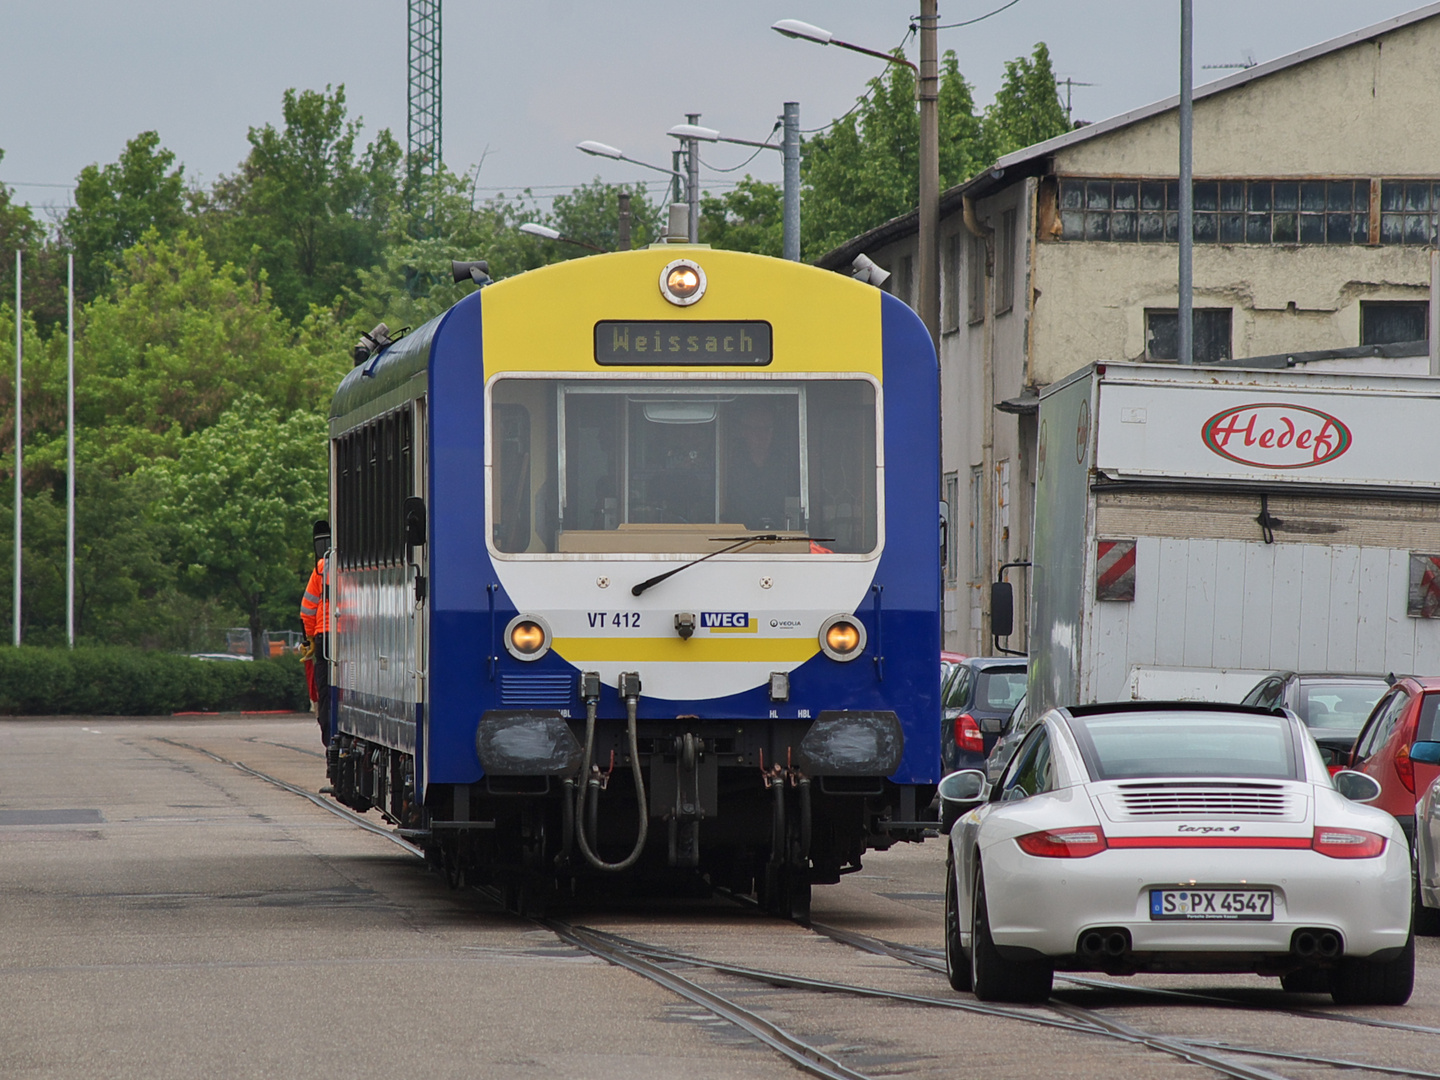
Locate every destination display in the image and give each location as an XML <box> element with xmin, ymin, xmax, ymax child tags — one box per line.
<box><xmin>594</xmin><ymin>320</ymin><xmax>772</xmax><ymax>366</ymax></box>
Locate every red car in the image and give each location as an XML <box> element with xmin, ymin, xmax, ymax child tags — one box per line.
<box><xmin>1350</xmin><ymin>676</ymin><xmax>1440</xmax><ymax>919</ymax></box>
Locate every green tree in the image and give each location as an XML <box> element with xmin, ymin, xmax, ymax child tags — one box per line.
<box><xmin>0</xmin><ymin>154</ymin><xmax>44</xmax><ymax>308</ymax></box>
<box><xmin>197</xmin><ymin>85</ymin><xmax>403</xmax><ymax>322</ymax></box>
<box><xmin>148</xmin><ymin>397</ymin><xmax>328</xmax><ymax>656</ymax></box>
<box><xmin>982</xmin><ymin>43</ymin><xmax>1070</xmax><ymax>160</ymax></box>
<box><xmin>63</xmin><ymin>131</ymin><xmax>188</xmax><ymax>301</ymax></box>
<box><xmin>74</xmin><ymin>231</ymin><xmax>347</xmax><ymax>469</ymax></box>
<box><xmin>801</xmin><ymin>50</ymin><xmax>984</xmax><ymax>259</ymax></box>
<box><xmin>701</xmin><ymin>177</ymin><xmax>784</xmax><ymax>257</ymax></box>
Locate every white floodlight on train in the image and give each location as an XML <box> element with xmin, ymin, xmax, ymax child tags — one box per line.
<box><xmin>576</xmin><ymin>140</ymin><xmax>625</xmax><ymax>160</ymax></box>
<box><xmin>519</xmin><ymin>223</ymin><xmax>562</xmax><ymax>241</ymax></box>
<box><xmin>771</xmin><ymin>19</ymin><xmax>833</xmax><ymax>45</ymax></box>
<box><xmin>851</xmin><ymin>253</ymin><xmax>891</xmax><ymax>288</ymax></box>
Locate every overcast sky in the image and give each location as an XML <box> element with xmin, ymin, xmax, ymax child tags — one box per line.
<box><xmin>1</xmin><ymin>1</ymin><xmax>1429</xmax><ymax>219</ymax></box>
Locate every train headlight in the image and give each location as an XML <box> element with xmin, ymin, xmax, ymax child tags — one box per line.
<box><xmin>659</xmin><ymin>259</ymin><xmax>706</xmax><ymax>306</ymax></box>
<box><xmin>818</xmin><ymin>614</ymin><xmax>866</xmax><ymax>661</ymax></box>
<box><xmin>504</xmin><ymin>614</ymin><xmax>552</xmax><ymax>661</ymax></box>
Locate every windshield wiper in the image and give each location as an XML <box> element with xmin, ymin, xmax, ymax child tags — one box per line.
<box><xmin>630</xmin><ymin>534</ymin><xmax>835</xmax><ymax>597</ymax></box>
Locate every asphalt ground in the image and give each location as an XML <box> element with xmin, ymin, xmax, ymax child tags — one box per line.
<box><xmin>1</xmin><ymin>715</ymin><xmax>1436</xmax><ymax>1079</ymax></box>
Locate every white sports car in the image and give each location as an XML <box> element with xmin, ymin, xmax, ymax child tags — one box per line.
<box><xmin>940</xmin><ymin>702</ymin><xmax>1413</xmax><ymax>1004</ymax></box>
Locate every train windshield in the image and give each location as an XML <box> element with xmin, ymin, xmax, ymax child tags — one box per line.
<box><xmin>489</xmin><ymin>376</ymin><xmax>879</xmax><ymax>555</ymax></box>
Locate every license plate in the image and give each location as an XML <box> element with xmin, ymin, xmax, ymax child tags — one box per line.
<box><xmin>1149</xmin><ymin>888</ymin><xmax>1273</xmax><ymax>920</ymax></box>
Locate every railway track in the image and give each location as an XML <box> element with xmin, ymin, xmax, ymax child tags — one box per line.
<box><xmin>166</xmin><ymin>732</ymin><xmax>1438</xmax><ymax>1080</ymax></box>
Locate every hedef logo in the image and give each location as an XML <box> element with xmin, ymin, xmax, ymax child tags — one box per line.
<box><xmin>701</xmin><ymin>612</ymin><xmax>749</xmax><ymax>628</ymax></box>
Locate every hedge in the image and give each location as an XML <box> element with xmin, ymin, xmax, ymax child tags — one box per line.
<box><xmin>0</xmin><ymin>647</ymin><xmax>310</xmax><ymax>716</ymax></box>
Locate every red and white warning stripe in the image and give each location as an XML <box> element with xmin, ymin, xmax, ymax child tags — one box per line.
<box><xmin>1096</xmin><ymin>539</ymin><xmax>1136</xmax><ymax>602</ymax></box>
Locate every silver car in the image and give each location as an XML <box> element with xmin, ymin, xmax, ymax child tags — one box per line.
<box><xmin>984</xmin><ymin>693</ymin><xmax>1033</xmax><ymax>783</ymax></box>
<box><xmin>1410</xmin><ymin>739</ymin><xmax>1440</xmax><ymax>935</ymax></box>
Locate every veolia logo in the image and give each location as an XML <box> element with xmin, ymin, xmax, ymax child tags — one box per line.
<box><xmin>1201</xmin><ymin>403</ymin><xmax>1352</xmax><ymax>469</ymax></box>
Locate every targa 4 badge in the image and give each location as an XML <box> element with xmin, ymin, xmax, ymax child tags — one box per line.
<box><xmin>1201</xmin><ymin>402</ymin><xmax>1351</xmax><ymax>469</ymax></box>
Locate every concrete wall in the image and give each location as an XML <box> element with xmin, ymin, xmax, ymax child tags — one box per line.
<box><xmin>1059</xmin><ymin>21</ymin><xmax>1440</xmax><ymax>178</ymax></box>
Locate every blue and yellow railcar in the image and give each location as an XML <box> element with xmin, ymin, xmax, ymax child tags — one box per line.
<box><xmin>323</xmin><ymin>246</ymin><xmax>940</xmax><ymax>915</ymax></box>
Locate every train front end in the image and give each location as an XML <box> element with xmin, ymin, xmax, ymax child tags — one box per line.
<box><xmin>346</xmin><ymin>246</ymin><xmax>939</xmax><ymax>914</ymax></box>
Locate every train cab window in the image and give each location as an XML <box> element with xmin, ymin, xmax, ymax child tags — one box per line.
<box><xmin>488</xmin><ymin>377</ymin><xmax>879</xmax><ymax>556</ymax></box>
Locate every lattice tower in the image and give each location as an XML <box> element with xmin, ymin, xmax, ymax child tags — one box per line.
<box><xmin>408</xmin><ymin>0</ymin><xmax>442</xmax><ymax>181</ymax></box>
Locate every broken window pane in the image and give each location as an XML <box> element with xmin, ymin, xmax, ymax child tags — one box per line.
<box><xmin>1272</xmin><ymin>213</ymin><xmax>1297</xmax><ymax>243</ymax></box>
<box><xmin>1145</xmin><ymin>308</ymin><xmax>1232</xmax><ymax>363</ymax></box>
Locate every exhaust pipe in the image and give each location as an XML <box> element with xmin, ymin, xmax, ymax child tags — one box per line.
<box><xmin>1078</xmin><ymin>927</ymin><xmax>1131</xmax><ymax>960</ymax></box>
<box><xmin>1291</xmin><ymin>928</ymin><xmax>1341</xmax><ymax>960</ymax></box>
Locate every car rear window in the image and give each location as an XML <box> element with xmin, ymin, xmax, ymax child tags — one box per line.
<box><xmin>1419</xmin><ymin>694</ymin><xmax>1440</xmax><ymax>743</ymax></box>
<box><xmin>978</xmin><ymin>670</ymin><xmax>1027</xmax><ymax>711</ymax></box>
<box><xmin>1298</xmin><ymin>681</ymin><xmax>1387</xmax><ymax>730</ymax></box>
<box><xmin>1069</xmin><ymin>712</ymin><xmax>1298</xmax><ymax>781</ymax></box>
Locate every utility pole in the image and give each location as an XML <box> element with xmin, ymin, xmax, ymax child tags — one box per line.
<box><xmin>12</xmin><ymin>250</ymin><xmax>21</xmax><ymax>646</ymax></box>
<box><xmin>1178</xmin><ymin>0</ymin><xmax>1194</xmax><ymax>365</ymax></box>
<box><xmin>66</xmin><ymin>254</ymin><xmax>75</xmax><ymax>647</ymax></box>
<box><xmin>685</xmin><ymin>113</ymin><xmax>701</xmax><ymax>243</ymax></box>
<box><xmin>618</xmin><ymin>191</ymin><xmax>632</xmax><ymax>251</ymax></box>
<box><xmin>782</xmin><ymin>102</ymin><xmax>801</xmax><ymax>261</ymax></box>
<box><xmin>407</xmin><ymin>0</ymin><xmax>442</xmax><ymax>191</ymax></box>
<box><xmin>917</xmin><ymin>0</ymin><xmax>940</xmax><ymax>348</ymax></box>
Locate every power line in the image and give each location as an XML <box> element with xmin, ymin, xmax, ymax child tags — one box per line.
<box><xmin>933</xmin><ymin>0</ymin><xmax>1023</xmax><ymax>30</ymax></box>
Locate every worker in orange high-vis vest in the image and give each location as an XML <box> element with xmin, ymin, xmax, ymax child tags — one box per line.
<box><xmin>300</xmin><ymin>555</ymin><xmax>331</xmax><ymax>746</ymax></box>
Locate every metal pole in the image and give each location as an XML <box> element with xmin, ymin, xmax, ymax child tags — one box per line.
<box><xmin>67</xmin><ymin>254</ymin><xmax>75</xmax><ymax>647</ymax></box>
<box><xmin>782</xmin><ymin>102</ymin><xmax>801</xmax><ymax>261</ymax></box>
<box><xmin>12</xmin><ymin>250</ymin><xmax>21</xmax><ymax>646</ymax></box>
<box><xmin>685</xmin><ymin>113</ymin><xmax>701</xmax><ymax>243</ymax></box>
<box><xmin>917</xmin><ymin>0</ymin><xmax>940</xmax><ymax>347</ymax></box>
<box><xmin>1178</xmin><ymin>0</ymin><xmax>1194</xmax><ymax>365</ymax></box>
<box><xmin>618</xmin><ymin>190</ymin><xmax>632</xmax><ymax>251</ymax></box>
<box><xmin>671</xmin><ymin>150</ymin><xmax>684</xmax><ymax>206</ymax></box>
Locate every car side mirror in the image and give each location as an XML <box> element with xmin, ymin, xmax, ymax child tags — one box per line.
<box><xmin>1410</xmin><ymin>741</ymin><xmax>1440</xmax><ymax>767</ymax></box>
<box><xmin>404</xmin><ymin>496</ymin><xmax>427</xmax><ymax>548</ymax></box>
<box><xmin>938</xmin><ymin>769</ymin><xmax>987</xmax><ymax>833</ymax></box>
<box><xmin>990</xmin><ymin>581</ymin><xmax>1014</xmax><ymax>638</ymax></box>
<box><xmin>1332</xmin><ymin>769</ymin><xmax>1382</xmax><ymax>803</ymax></box>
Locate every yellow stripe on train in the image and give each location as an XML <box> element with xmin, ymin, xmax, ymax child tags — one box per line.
<box><xmin>553</xmin><ymin>636</ymin><xmax>819</xmax><ymax>663</ymax></box>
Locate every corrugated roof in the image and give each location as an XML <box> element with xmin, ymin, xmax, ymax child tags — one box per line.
<box><xmin>816</xmin><ymin>2</ymin><xmax>1440</xmax><ymax>271</ymax></box>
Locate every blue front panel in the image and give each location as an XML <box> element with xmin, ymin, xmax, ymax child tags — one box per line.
<box><xmin>424</xmin><ymin>288</ymin><xmax>941</xmax><ymax>787</ymax></box>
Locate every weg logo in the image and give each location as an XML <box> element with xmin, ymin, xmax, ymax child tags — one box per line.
<box><xmin>701</xmin><ymin>612</ymin><xmax>754</xmax><ymax>633</ymax></box>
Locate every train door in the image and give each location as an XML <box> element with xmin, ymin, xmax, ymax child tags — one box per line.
<box><xmin>408</xmin><ymin>397</ymin><xmax>429</xmax><ymax>715</ymax></box>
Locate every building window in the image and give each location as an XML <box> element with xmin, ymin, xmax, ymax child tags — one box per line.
<box><xmin>1379</xmin><ymin>181</ymin><xmax>1440</xmax><ymax>245</ymax></box>
<box><xmin>995</xmin><ymin>209</ymin><xmax>1016</xmax><ymax>315</ymax></box>
<box><xmin>967</xmin><ymin>235</ymin><xmax>986</xmax><ymax>324</ymax></box>
<box><xmin>1361</xmin><ymin>300</ymin><xmax>1428</xmax><ymax>345</ymax></box>
<box><xmin>941</xmin><ymin>233</ymin><xmax>960</xmax><ymax>332</ymax></box>
<box><xmin>1145</xmin><ymin>308</ymin><xmax>1232</xmax><ymax>363</ymax></box>
<box><xmin>1059</xmin><ymin>178</ymin><xmax>1373</xmax><ymax>245</ymax></box>
<box><xmin>944</xmin><ymin>471</ymin><xmax>959</xmax><ymax>582</ymax></box>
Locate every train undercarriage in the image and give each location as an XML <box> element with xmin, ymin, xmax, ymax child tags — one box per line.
<box><xmin>326</xmin><ymin>706</ymin><xmax>936</xmax><ymax>920</ymax></box>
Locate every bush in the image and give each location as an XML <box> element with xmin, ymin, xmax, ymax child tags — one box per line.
<box><xmin>0</xmin><ymin>646</ymin><xmax>309</xmax><ymax>715</ymax></box>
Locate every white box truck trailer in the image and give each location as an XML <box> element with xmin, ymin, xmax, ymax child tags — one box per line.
<box><xmin>1013</xmin><ymin>361</ymin><xmax>1440</xmax><ymax>716</ymax></box>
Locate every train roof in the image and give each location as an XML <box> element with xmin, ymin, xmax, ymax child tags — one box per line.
<box><xmin>330</xmin><ymin>305</ymin><xmax>450</xmax><ymax>423</ymax></box>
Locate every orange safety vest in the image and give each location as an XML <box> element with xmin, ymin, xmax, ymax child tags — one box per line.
<box><xmin>300</xmin><ymin>558</ymin><xmax>330</xmax><ymax>637</ymax></box>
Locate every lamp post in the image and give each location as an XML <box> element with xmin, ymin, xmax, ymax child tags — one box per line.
<box><xmin>774</xmin><ymin>8</ymin><xmax>939</xmax><ymax>346</ymax></box>
<box><xmin>668</xmin><ymin>101</ymin><xmax>802</xmax><ymax>261</ymax></box>
<box><xmin>577</xmin><ymin>140</ymin><xmax>693</xmax><ymax>241</ymax></box>
<box><xmin>519</xmin><ymin>222</ymin><xmax>610</xmax><ymax>254</ymax></box>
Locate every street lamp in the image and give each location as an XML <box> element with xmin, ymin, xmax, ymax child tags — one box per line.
<box><xmin>577</xmin><ymin>139</ymin><xmax>693</xmax><ymax>241</ymax></box>
<box><xmin>519</xmin><ymin>221</ymin><xmax>609</xmax><ymax>254</ymax></box>
<box><xmin>667</xmin><ymin>102</ymin><xmax>802</xmax><ymax>262</ymax></box>
<box><xmin>773</xmin><ymin>6</ymin><xmax>939</xmax><ymax>346</ymax></box>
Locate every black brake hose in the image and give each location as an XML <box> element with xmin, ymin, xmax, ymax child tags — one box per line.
<box><xmin>574</xmin><ymin>687</ymin><xmax>649</xmax><ymax>872</ymax></box>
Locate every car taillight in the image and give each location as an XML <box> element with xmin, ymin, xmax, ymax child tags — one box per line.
<box><xmin>1016</xmin><ymin>826</ymin><xmax>1108</xmax><ymax>858</ymax></box>
<box><xmin>1396</xmin><ymin>742</ymin><xmax>1415</xmax><ymax>794</ymax></box>
<box><xmin>1312</xmin><ymin>827</ymin><xmax>1387</xmax><ymax>859</ymax></box>
<box><xmin>954</xmin><ymin>714</ymin><xmax>983</xmax><ymax>753</ymax></box>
